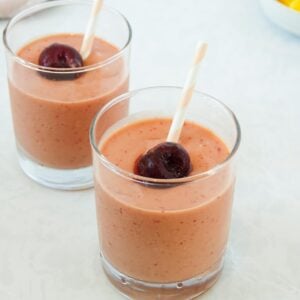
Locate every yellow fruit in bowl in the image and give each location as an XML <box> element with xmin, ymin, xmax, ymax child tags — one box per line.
<box><xmin>290</xmin><ymin>0</ymin><xmax>300</xmax><ymax>11</ymax></box>
<box><xmin>278</xmin><ymin>0</ymin><xmax>293</xmax><ymax>5</ymax></box>
<box><xmin>278</xmin><ymin>0</ymin><xmax>300</xmax><ymax>11</ymax></box>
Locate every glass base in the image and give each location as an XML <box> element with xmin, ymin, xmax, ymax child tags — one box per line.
<box><xmin>17</xmin><ymin>147</ymin><xmax>93</xmax><ymax>190</ymax></box>
<box><xmin>100</xmin><ymin>253</ymin><xmax>223</xmax><ymax>300</ymax></box>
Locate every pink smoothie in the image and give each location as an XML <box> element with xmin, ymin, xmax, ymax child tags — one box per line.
<box><xmin>95</xmin><ymin>118</ymin><xmax>234</xmax><ymax>283</ymax></box>
<box><xmin>9</xmin><ymin>34</ymin><xmax>128</xmax><ymax>169</ymax></box>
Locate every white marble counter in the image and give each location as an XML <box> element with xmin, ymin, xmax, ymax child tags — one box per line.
<box><xmin>0</xmin><ymin>0</ymin><xmax>300</xmax><ymax>299</ymax></box>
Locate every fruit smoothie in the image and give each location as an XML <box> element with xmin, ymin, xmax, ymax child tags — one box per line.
<box><xmin>94</xmin><ymin>118</ymin><xmax>235</xmax><ymax>283</ymax></box>
<box><xmin>9</xmin><ymin>34</ymin><xmax>128</xmax><ymax>169</ymax></box>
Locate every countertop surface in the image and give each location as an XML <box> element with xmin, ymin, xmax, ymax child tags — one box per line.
<box><xmin>1</xmin><ymin>0</ymin><xmax>300</xmax><ymax>299</ymax></box>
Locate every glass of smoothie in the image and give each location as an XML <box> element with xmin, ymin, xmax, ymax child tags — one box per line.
<box><xmin>3</xmin><ymin>0</ymin><xmax>131</xmax><ymax>190</ymax></box>
<box><xmin>90</xmin><ymin>86</ymin><xmax>241</xmax><ymax>299</ymax></box>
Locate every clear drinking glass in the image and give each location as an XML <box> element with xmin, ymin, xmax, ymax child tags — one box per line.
<box><xmin>90</xmin><ymin>86</ymin><xmax>241</xmax><ymax>299</ymax></box>
<box><xmin>3</xmin><ymin>0</ymin><xmax>131</xmax><ymax>190</ymax></box>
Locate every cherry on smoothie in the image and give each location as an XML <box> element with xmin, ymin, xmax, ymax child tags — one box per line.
<box><xmin>38</xmin><ymin>43</ymin><xmax>84</xmax><ymax>80</ymax></box>
<box><xmin>135</xmin><ymin>142</ymin><xmax>191</xmax><ymax>179</ymax></box>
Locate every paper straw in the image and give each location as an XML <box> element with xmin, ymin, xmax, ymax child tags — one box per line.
<box><xmin>167</xmin><ymin>42</ymin><xmax>208</xmax><ymax>143</ymax></box>
<box><xmin>80</xmin><ymin>0</ymin><xmax>104</xmax><ymax>60</ymax></box>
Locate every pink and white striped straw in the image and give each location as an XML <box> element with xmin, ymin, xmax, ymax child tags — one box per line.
<box><xmin>80</xmin><ymin>0</ymin><xmax>104</xmax><ymax>60</ymax></box>
<box><xmin>167</xmin><ymin>42</ymin><xmax>208</xmax><ymax>143</ymax></box>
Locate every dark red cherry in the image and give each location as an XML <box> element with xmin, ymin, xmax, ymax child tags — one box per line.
<box><xmin>38</xmin><ymin>43</ymin><xmax>84</xmax><ymax>80</ymax></box>
<box><xmin>135</xmin><ymin>142</ymin><xmax>191</xmax><ymax>179</ymax></box>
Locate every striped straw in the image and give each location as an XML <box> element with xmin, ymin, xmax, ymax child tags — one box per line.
<box><xmin>80</xmin><ymin>0</ymin><xmax>104</xmax><ymax>60</ymax></box>
<box><xmin>167</xmin><ymin>42</ymin><xmax>208</xmax><ymax>143</ymax></box>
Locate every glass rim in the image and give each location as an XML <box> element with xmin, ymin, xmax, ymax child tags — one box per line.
<box><xmin>2</xmin><ymin>0</ymin><xmax>132</xmax><ymax>74</ymax></box>
<box><xmin>90</xmin><ymin>86</ymin><xmax>241</xmax><ymax>185</ymax></box>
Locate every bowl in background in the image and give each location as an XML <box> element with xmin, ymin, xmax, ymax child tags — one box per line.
<box><xmin>0</xmin><ymin>0</ymin><xmax>46</xmax><ymax>19</ymax></box>
<box><xmin>260</xmin><ymin>0</ymin><xmax>300</xmax><ymax>36</ymax></box>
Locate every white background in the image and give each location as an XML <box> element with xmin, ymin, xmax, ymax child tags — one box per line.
<box><xmin>0</xmin><ymin>0</ymin><xmax>300</xmax><ymax>299</ymax></box>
